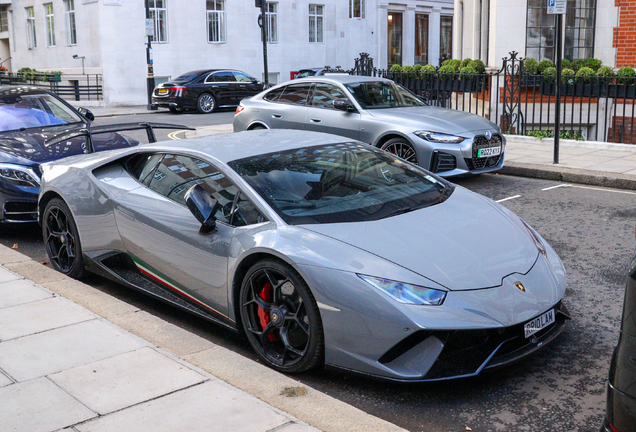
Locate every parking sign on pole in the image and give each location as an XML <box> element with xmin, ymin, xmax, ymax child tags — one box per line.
<box><xmin>548</xmin><ymin>0</ymin><xmax>565</xmax><ymax>164</ymax></box>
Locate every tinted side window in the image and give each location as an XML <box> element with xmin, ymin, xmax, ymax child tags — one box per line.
<box><xmin>126</xmin><ymin>153</ymin><xmax>164</xmax><ymax>185</ymax></box>
<box><xmin>263</xmin><ymin>87</ymin><xmax>285</xmax><ymax>102</ymax></box>
<box><xmin>311</xmin><ymin>83</ymin><xmax>349</xmax><ymax>109</ymax></box>
<box><xmin>233</xmin><ymin>72</ymin><xmax>254</xmax><ymax>83</ymax></box>
<box><xmin>148</xmin><ymin>154</ymin><xmax>264</xmax><ymax>226</ymax></box>
<box><xmin>211</xmin><ymin>71</ymin><xmax>236</xmax><ymax>82</ymax></box>
<box><xmin>278</xmin><ymin>83</ymin><xmax>311</xmax><ymax>105</ymax></box>
<box><xmin>230</xmin><ymin>192</ymin><xmax>266</xmax><ymax>227</ymax></box>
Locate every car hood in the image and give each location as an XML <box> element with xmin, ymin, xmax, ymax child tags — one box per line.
<box><xmin>298</xmin><ymin>187</ymin><xmax>539</xmax><ymax>291</ymax></box>
<box><xmin>366</xmin><ymin>106</ymin><xmax>498</xmax><ymax>135</ymax></box>
<box><xmin>0</xmin><ymin>123</ymin><xmax>133</xmax><ymax>165</ymax></box>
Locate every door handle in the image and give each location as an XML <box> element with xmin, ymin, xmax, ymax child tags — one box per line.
<box><xmin>310</xmin><ymin>118</ymin><xmax>322</xmax><ymax>123</ymax></box>
<box><xmin>272</xmin><ymin>114</ymin><xmax>282</xmax><ymax>118</ymax></box>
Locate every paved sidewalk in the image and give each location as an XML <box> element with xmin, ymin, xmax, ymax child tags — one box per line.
<box><xmin>0</xmin><ymin>246</ymin><xmax>406</xmax><ymax>432</ymax></box>
<box><xmin>74</xmin><ymin>105</ymin><xmax>169</xmax><ymax>118</ymax></box>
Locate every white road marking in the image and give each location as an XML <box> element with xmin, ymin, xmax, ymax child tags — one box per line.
<box><xmin>496</xmin><ymin>195</ymin><xmax>521</xmax><ymax>203</ymax></box>
<box><xmin>570</xmin><ymin>185</ymin><xmax>636</xmax><ymax>196</ymax></box>
<box><xmin>542</xmin><ymin>184</ymin><xmax>571</xmax><ymax>191</ymax></box>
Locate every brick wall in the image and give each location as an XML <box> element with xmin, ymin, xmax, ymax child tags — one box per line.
<box><xmin>614</xmin><ymin>0</ymin><xmax>636</xmax><ymax>67</ymax></box>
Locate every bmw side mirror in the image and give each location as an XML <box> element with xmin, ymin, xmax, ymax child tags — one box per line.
<box><xmin>185</xmin><ymin>185</ymin><xmax>221</xmax><ymax>234</ymax></box>
<box><xmin>78</xmin><ymin>107</ymin><xmax>95</xmax><ymax>121</ymax></box>
<box><xmin>333</xmin><ymin>100</ymin><xmax>355</xmax><ymax>112</ymax></box>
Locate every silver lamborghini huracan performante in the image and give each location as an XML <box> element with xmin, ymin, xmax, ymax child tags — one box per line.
<box><xmin>38</xmin><ymin>129</ymin><xmax>570</xmax><ymax>381</ymax></box>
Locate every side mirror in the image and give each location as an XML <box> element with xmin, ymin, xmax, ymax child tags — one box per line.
<box><xmin>185</xmin><ymin>185</ymin><xmax>221</xmax><ymax>234</ymax></box>
<box><xmin>78</xmin><ymin>107</ymin><xmax>95</xmax><ymax>121</ymax></box>
<box><xmin>333</xmin><ymin>100</ymin><xmax>355</xmax><ymax>112</ymax></box>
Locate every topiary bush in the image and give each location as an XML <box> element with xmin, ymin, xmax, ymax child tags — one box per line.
<box><xmin>597</xmin><ymin>66</ymin><xmax>615</xmax><ymax>83</ymax></box>
<box><xmin>561</xmin><ymin>59</ymin><xmax>571</xmax><ymax>69</ymax></box>
<box><xmin>617</xmin><ymin>66</ymin><xmax>636</xmax><ymax>84</ymax></box>
<box><xmin>449</xmin><ymin>59</ymin><xmax>461</xmax><ymax>71</ymax></box>
<box><xmin>571</xmin><ymin>59</ymin><xmax>586</xmax><ymax>72</ymax></box>
<box><xmin>390</xmin><ymin>64</ymin><xmax>403</xmax><ymax>73</ymax></box>
<box><xmin>524</xmin><ymin>58</ymin><xmax>539</xmax><ymax>74</ymax></box>
<box><xmin>438</xmin><ymin>64</ymin><xmax>456</xmax><ymax>79</ymax></box>
<box><xmin>459</xmin><ymin>66</ymin><xmax>477</xmax><ymax>80</ymax></box>
<box><xmin>461</xmin><ymin>58</ymin><xmax>473</xmax><ymax>68</ymax></box>
<box><xmin>419</xmin><ymin>64</ymin><xmax>436</xmax><ymax>76</ymax></box>
<box><xmin>413</xmin><ymin>64</ymin><xmax>423</xmax><ymax>73</ymax></box>
<box><xmin>575</xmin><ymin>67</ymin><xmax>595</xmax><ymax>83</ymax></box>
<box><xmin>542</xmin><ymin>67</ymin><xmax>557</xmax><ymax>83</ymax></box>
<box><xmin>472</xmin><ymin>59</ymin><xmax>486</xmax><ymax>73</ymax></box>
<box><xmin>402</xmin><ymin>65</ymin><xmax>415</xmax><ymax>77</ymax></box>
<box><xmin>538</xmin><ymin>59</ymin><xmax>554</xmax><ymax>74</ymax></box>
<box><xmin>586</xmin><ymin>58</ymin><xmax>603</xmax><ymax>72</ymax></box>
<box><xmin>561</xmin><ymin>68</ymin><xmax>575</xmax><ymax>83</ymax></box>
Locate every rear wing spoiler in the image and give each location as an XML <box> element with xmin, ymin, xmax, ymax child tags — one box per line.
<box><xmin>44</xmin><ymin>122</ymin><xmax>196</xmax><ymax>153</ymax></box>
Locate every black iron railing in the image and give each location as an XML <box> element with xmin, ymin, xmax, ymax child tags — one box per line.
<box><xmin>0</xmin><ymin>72</ymin><xmax>103</xmax><ymax>101</ymax></box>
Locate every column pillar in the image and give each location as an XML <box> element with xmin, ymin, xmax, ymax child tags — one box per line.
<box><xmin>403</xmin><ymin>7</ymin><xmax>415</xmax><ymax>66</ymax></box>
<box><xmin>429</xmin><ymin>9</ymin><xmax>441</xmax><ymax>65</ymax></box>
<box><xmin>377</xmin><ymin>4</ymin><xmax>388</xmax><ymax>69</ymax></box>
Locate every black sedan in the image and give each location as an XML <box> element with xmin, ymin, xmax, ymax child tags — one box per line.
<box><xmin>152</xmin><ymin>69</ymin><xmax>266</xmax><ymax>114</ymax></box>
<box><xmin>0</xmin><ymin>85</ymin><xmax>138</xmax><ymax>223</ymax></box>
<box><xmin>602</xmin><ymin>246</ymin><xmax>636</xmax><ymax>432</ymax></box>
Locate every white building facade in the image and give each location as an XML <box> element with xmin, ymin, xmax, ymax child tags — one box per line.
<box><xmin>3</xmin><ymin>0</ymin><xmax>453</xmax><ymax>105</ymax></box>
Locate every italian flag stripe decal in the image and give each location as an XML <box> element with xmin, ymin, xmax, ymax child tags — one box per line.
<box><xmin>131</xmin><ymin>257</ymin><xmax>232</xmax><ymax>322</ymax></box>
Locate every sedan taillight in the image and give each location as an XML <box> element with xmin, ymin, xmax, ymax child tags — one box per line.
<box><xmin>236</xmin><ymin>105</ymin><xmax>245</xmax><ymax>114</ymax></box>
<box><xmin>167</xmin><ymin>86</ymin><xmax>187</xmax><ymax>97</ymax></box>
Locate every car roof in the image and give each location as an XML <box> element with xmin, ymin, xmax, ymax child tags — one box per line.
<box><xmin>179</xmin><ymin>69</ymin><xmax>244</xmax><ymax>76</ymax></box>
<box><xmin>282</xmin><ymin>74</ymin><xmax>391</xmax><ymax>86</ymax></box>
<box><xmin>0</xmin><ymin>85</ymin><xmax>51</xmax><ymax>96</ymax></box>
<box><xmin>142</xmin><ymin>129</ymin><xmax>352</xmax><ymax>165</ymax></box>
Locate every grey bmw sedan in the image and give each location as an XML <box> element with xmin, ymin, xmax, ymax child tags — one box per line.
<box><xmin>233</xmin><ymin>75</ymin><xmax>504</xmax><ymax>177</ymax></box>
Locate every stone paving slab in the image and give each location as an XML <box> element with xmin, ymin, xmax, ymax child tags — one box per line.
<box><xmin>0</xmin><ymin>319</ymin><xmax>146</xmax><ymax>382</ymax></box>
<box><xmin>0</xmin><ymin>296</ymin><xmax>95</xmax><ymax>341</ymax></box>
<box><xmin>0</xmin><ymin>266</ymin><xmax>22</xmax><ymax>283</ymax></box>
<box><xmin>74</xmin><ymin>381</ymin><xmax>294</xmax><ymax>432</ymax></box>
<box><xmin>0</xmin><ymin>279</ymin><xmax>52</xmax><ymax>309</ymax></box>
<box><xmin>0</xmin><ymin>370</ymin><xmax>12</xmax><ymax>387</ymax></box>
<box><xmin>49</xmin><ymin>347</ymin><xmax>206</xmax><ymax>415</ymax></box>
<box><xmin>0</xmin><ymin>378</ymin><xmax>96</xmax><ymax>432</ymax></box>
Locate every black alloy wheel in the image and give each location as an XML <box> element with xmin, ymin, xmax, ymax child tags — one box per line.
<box><xmin>381</xmin><ymin>138</ymin><xmax>419</xmax><ymax>165</ymax></box>
<box><xmin>42</xmin><ymin>198</ymin><xmax>85</xmax><ymax>279</ymax></box>
<box><xmin>196</xmin><ymin>93</ymin><xmax>216</xmax><ymax>114</ymax></box>
<box><xmin>240</xmin><ymin>259</ymin><xmax>324</xmax><ymax>373</ymax></box>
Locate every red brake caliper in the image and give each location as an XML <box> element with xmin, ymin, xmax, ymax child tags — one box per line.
<box><xmin>257</xmin><ymin>282</ymin><xmax>278</xmax><ymax>341</ymax></box>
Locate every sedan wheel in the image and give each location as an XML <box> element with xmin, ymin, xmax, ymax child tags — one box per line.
<box><xmin>381</xmin><ymin>138</ymin><xmax>419</xmax><ymax>165</ymax></box>
<box><xmin>197</xmin><ymin>93</ymin><xmax>216</xmax><ymax>114</ymax></box>
<box><xmin>42</xmin><ymin>198</ymin><xmax>85</xmax><ymax>279</ymax></box>
<box><xmin>240</xmin><ymin>259</ymin><xmax>324</xmax><ymax>373</ymax></box>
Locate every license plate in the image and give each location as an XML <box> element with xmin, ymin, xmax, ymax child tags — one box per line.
<box><xmin>157</xmin><ymin>89</ymin><xmax>169</xmax><ymax>94</ymax></box>
<box><xmin>477</xmin><ymin>146</ymin><xmax>501</xmax><ymax>158</ymax></box>
<box><xmin>524</xmin><ymin>309</ymin><xmax>555</xmax><ymax>338</ymax></box>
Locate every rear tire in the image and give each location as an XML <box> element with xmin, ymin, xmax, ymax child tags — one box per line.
<box><xmin>42</xmin><ymin>198</ymin><xmax>85</xmax><ymax>279</ymax></box>
<box><xmin>196</xmin><ymin>93</ymin><xmax>216</xmax><ymax>114</ymax></box>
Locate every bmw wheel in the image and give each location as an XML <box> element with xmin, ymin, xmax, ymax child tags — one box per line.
<box><xmin>42</xmin><ymin>198</ymin><xmax>85</xmax><ymax>279</ymax></box>
<box><xmin>240</xmin><ymin>259</ymin><xmax>324</xmax><ymax>373</ymax></box>
<box><xmin>381</xmin><ymin>138</ymin><xmax>419</xmax><ymax>165</ymax></box>
<box><xmin>196</xmin><ymin>93</ymin><xmax>216</xmax><ymax>114</ymax></box>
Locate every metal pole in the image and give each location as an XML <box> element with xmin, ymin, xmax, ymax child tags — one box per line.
<box><xmin>260</xmin><ymin>1</ymin><xmax>269</xmax><ymax>86</ymax></box>
<box><xmin>145</xmin><ymin>0</ymin><xmax>157</xmax><ymax>110</ymax></box>
<box><xmin>554</xmin><ymin>13</ymin><xmax>562</xmax><ymax>164</ymax></box>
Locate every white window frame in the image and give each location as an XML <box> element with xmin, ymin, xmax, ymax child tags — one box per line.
<box><xmin>349</xmin><ymin>0</ymin><xmax>365</xmax><ymax>19</ymax></box>
<box><xmin>266</xmin><ymin>2</ymin><xmax>277</xmax><ymax>43</ymax></box>
<box><xmin>26</xmin><ymin>6</ymin><xmax>36</xmax><ymax>49</ymax></box>
<box><xmin>309</xmin><ymin>4</ymin><xmax>323</xmax><ymax>43</ymax></box>
<box><xmin>149</xmin><ymin>0</ymin><xmax>168</xmax><ymax>43</ymax></box>
<box><xmin>206</xmin><ymin>0</ymin><xmax>225</xmax><ymax>43</ymax></box>
<box><xmin>44</xmin><ymin>3</ymin><xmax>55</xmax><ymax>47</ymax></box>
<box><xmin>64</xmin><ymin>0</ymin><xmax>76</xmax><ymax>46</ymax></box>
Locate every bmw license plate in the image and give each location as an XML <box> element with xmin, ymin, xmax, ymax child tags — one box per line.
<box><xmin>157</xmin><ymin>88</ymin><xmax>169</xmax><ymax>94</ymax></box>
<box><xmin>477</xmin><ymin>146</ymin><xmax>501</xmax><ymax>158</ymax></box>
<box><xmin>524</xmin><ymin>309</ymin><xmax>555</xmax><ymax>338</ymax></box>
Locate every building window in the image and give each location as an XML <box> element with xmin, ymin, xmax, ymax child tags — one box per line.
<box><xmin>387</xmin><ymin>12</ymin><xmax>403</xmax><ymax>66</ymax></box>
<box><xmin>44</xmin><ymin>3</ymin><xmax>55</xmax><ymax>47</ymax></box>
<box><xmin>440</xmin><ymin>16</ymin><xmax>452</xmax><ymax>60</ymax></box>
<box><xmin>206</xmin><ymin>0</ymin><xmax>225</xmax><ymax>43</ymax></box>
<box><xmin>0</xmin><ymin>7</ymin><xmax>8</xmax><ymax>32</ymax></box>
<box><xmin>149</xmin><ymin>0</ymin><xmax>168</xmax><ymax>43</ymax></box>
<box><xmin>26</xmin><ymin>7</ymin><xmax>36</xmax><ymax>49</ymax></box>
<box><xmin>526</xmin><ymin>0</ymin><xmax>555</xmax><ymax>61</ymax></box>
<box><xmin>309</xmin><ymin>4</ymin><xmax>323</xmax><ymax>43</ymax></box>
<box><xmin>64</xmin><ymin>0</ymin><xmax>76</xmax><ymax>46</ymax></box>
<box><xmin>349</xmin><ymin>0</ymin><xmax>364</xmax><ymax>19</ymax></box>
<box><xmin>266</xmin><ymin>2</ymin><xmax>277</xmax><ymax>43</ymax></box>
<box><xmin>565</xmin><ymin>0</ymin><xmax>596</xmax><ymax>60</ymax></box>
<box><xmin>415</xmin><ymin>14</ymin><xmax>428</xmax><ymax>65</ymax></box>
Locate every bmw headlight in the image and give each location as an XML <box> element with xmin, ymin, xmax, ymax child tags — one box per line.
<box><xmin>358</xmin><ymin>275</ymin><xmax>446</xmax><ymax>306</ymax></box>
<box><xmin>0</xmin><ymin>163</ymin><xmax>40</xmax><ymax>187</ymax></box>
<box><xmin>414</xmin><ymin>131</ymin><xmax>465</xmax><ymax>144</ymax></box>
<box><xmin>521</xmin><ymin>220</ymin><xmax>546</xmax><ymax>256</ymax></box>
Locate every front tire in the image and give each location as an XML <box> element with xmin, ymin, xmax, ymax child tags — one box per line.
<box><xmin>196</xmin><ymin>93</ymin><xmax>216</xmax><ymax>114</ymax></box>
<box><xmin>42</xmin><ymin>198</ymin><xmax>85</xmax><ymax>279</ymax></box>
<box><xmin>381</xmin><ymin>138</ymin><xmax>419</xmax><ymax>165</ymax></box>
<box><xmin>240</xmin><ymin>259</ymin><xmax>324</xmax><ymax>373</ymax></box>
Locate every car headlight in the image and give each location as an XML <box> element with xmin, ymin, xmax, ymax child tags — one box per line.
<box><xmin>0</xmin><ymin>163</ymin><xmax>40</xmax><ymax>187</ymax></box>
<box><xmin>521</xmin><ymin>220</ymin><xmax>546</xmax><ymax>256</ymax></box>
<box><xmin>358</xmin><ymin>275</ymin><xmax>447</xmax><ymax>306</ymax></box>
<box><xmin>414</xmin><ymin>131</ymin><xmax>465</xmax><ymax>143</ymax></box>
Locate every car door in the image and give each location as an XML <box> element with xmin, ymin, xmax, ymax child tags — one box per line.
<box><xmin>265</xmin><ymin>82</ymin><xmax>311</xmax><ymax>130</ymax></box>
<box><xmin>233</xmin><ymin>71</ymin><xmax>261</xmax><ymax>101</ymax></box>
<box><xmin>206</xmin><ymin>71</ymin><xmax>238</xmax><ymax>106</ymax></box>
<box><xmin>113</xmin><ymin>153</ymin><xmax>262</xmax><ymax>323</ymax></box>
<box><xmin>305</xmin><ymin>83</ymin><xmax>361</xmax><ymax>140</ymax></box>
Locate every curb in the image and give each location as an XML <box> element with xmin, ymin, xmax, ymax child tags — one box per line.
<box><xmin>499</xmin><ymin>162</ymin><xmax>636</xmax><ymax>190</ymax></box>
<box><xmin>0</xmin><ymin>246</ymin><xmax>407</xmax><ymax>432</ymax></box>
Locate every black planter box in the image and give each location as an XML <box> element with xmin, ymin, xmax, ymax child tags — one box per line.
<box><xmin>606</xmin><ymin>84</ymin><xmax>636</xmax><ymax>99</ymax></box>
<box><xmin>540</xmin><ymin>82</ymin><xmax>602</xmax><ymax>97</ymax></box>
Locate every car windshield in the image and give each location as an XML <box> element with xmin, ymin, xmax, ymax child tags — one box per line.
<box><xmin>0</xmin><ymin>93</ymin><xmax>83</xmax><ymax>133</ymax></box>
<box><xmin>345</xmin><ymin>81</ymin><xmax>425</xmax><ymax>109</ymax></box>
<box><xmin>296</xmin><ymin>70</ymin><xmax>317</xmax><ymax>78</ymax></box>
<box><xmin>228</xmin><ymin>143</ymin><xmax>450</xmax><ymax>225</ymax></box>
